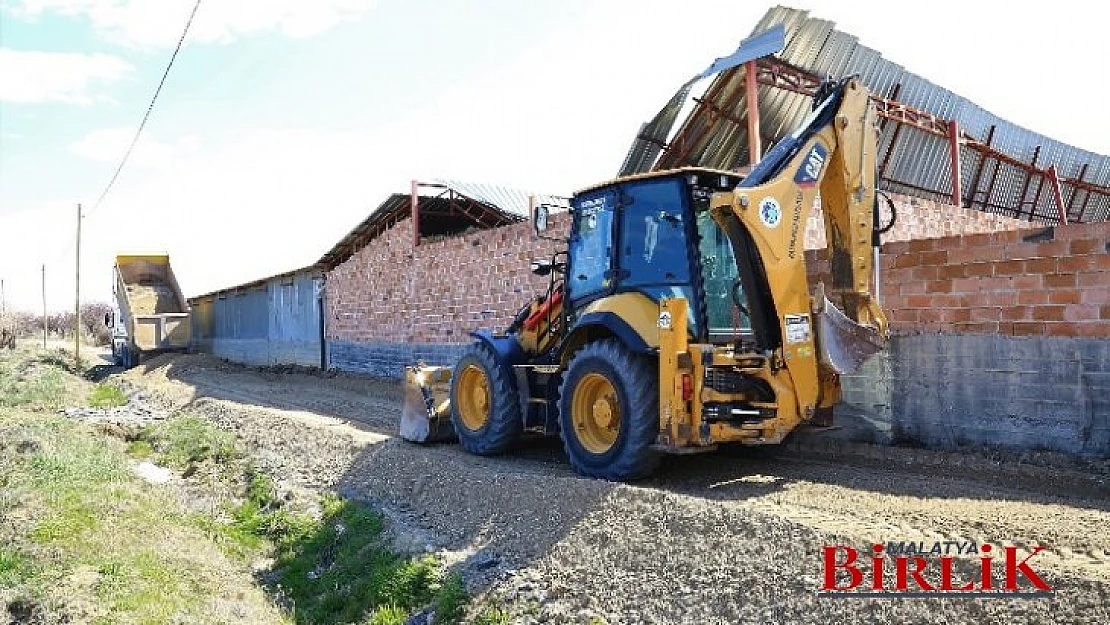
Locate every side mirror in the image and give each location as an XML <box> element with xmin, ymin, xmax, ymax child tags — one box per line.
<box><xmin>104</xmin><ymin>311</ymin><xmax>114</xmax><ymax>328</ymax></box>
<box><xmin>533</xmin><ymin>204</ymin><xmax>549</xmax><ymax>234</ymax></box>
<box><xmin>530</xmin><ymin>260</ymin><xmax>553</xmax><ymax>276</ymax></box>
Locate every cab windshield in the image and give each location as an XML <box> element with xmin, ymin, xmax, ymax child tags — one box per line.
<box><xmin>696</xmin><ymin>207</ymin><xmax>751</xmax><ymax>341</ymax></box>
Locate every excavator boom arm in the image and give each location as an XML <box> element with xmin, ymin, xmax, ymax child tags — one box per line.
<box><xmin>709</xmin><ymin>77</ymin><xmax>889</xmax><ymax>412</ymax></box>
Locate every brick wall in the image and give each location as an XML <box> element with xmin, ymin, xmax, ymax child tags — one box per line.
<box><xmin>806</xmin><ymin>220</ymin><xmax>1110</xmax><ymax>338</ymax></box>
<box><xmin>804</xmin><ymin>194</ymin><xmax>1029</xmax><ymax>249</ymax></box>
<box><xmin>327</xmin><ymin>192</ymin><xmax>1039</xmax><ymax>346</ymax></box>
<box><xmin>326</xmin><ymin>213</ymin><xmax>571</xmax><ymax>345</ymax></box>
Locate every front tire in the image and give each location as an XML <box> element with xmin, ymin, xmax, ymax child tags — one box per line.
<box><xmin>558</xmin><ymin>340</ymin><xmax>660</xmax><ymax>480</ymax></box>
<box><xmin>449</xmin><ymin>343</ymin><xmax>522</xmax><ymax>455</ymax></box>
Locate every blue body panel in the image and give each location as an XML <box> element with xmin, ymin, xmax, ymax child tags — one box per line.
<box><xmin>469</xmin><ymin>330</ymin><xmax>526</xmax><ymax>367</ymax></box>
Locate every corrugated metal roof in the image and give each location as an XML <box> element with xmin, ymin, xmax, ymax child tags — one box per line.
<box><xmin>621</xmin><ymin>6</ymin><xmax>1109</xmax><ymax>222</ymax></box>
<box><xmin>188</xmin><ymin>264</ymin><xmax>322</xmax><ymax>303</ymax></box>
<box><xmin>433</xmin><ymin>179</ymin><xmax>569</xmax><ymax>219</ymax></box>
<box><xmin>317</xmin><ymin>180</ymin><xmax>570</xmax><ymax>270</ymax></box>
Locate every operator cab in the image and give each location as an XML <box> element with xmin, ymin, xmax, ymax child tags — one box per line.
<box><xmin>566</xmin><ymin>168</ymin><xmax>752</xmax><ymax>344</ymax></box>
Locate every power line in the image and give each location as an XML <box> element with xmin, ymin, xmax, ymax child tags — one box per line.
<box><xmin>37</xmin><ymin>0</ymin><xmax>202</xmax><ymax>273</ymax></box>
<box><xmin>84</xmin><ymin>0</ymin><xmax>202</xmax><ymax>218</ymax></box>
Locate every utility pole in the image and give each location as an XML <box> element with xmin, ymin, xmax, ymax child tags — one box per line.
<box><xmin>42</xmin><ymin>265</ymin><xmax>47</xmax><ymax>350</ymax></box>
<box><xmin>75</xmin><ymin>203</ymin><xmax>81</xmax><ymax>368</ymax></box>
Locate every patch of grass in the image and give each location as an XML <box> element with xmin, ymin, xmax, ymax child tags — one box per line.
<box><xmin>0</xmin><ymin>363</ymin><xmax>67</xmax><ymax>409</ymax></box>
<box><xmin>364</xmin><ymin>605</ymin><xmax>408</xmax><ymax>625</ymax></box>
<box><xmin>432</xmin><ymin>573</ymin><xmax>467</xmax><ymax>624</ymax></box>
<box><xmin>126</xmin><ymin>439</ymin><xmax>153</xmax><ymax>459</ymax></box>
<box><xmin>0</xmin><ymin>546</ymin><xmax>35</xmax><ymax>586</ymax></box>
<box><xmin>87</xmin><ymin>383</ymin><xmax>127</xmax><ymax>408</ymax></box>
<box><xmin>270</xmin><ymin>497</ymin><xmax>462</xmax><ymax>625</ymax></box>
<box><xmin>0</xmin><ymin>348</ymin><xmax>472</xmax><ymax>624</ymax></box>
<box><xmin>228</xmin><ymin>468</ymin><xmax>316</xmax><ymax>552</ymax></box>
<box><xmin>0</xmin><ymin>347</ymin><xmax>86</xmax><ymax>410</ymax></box>
<box><xmin>138</xmin><ymin>415</ymin><xmax>238</xmax><ymax>468</ymax></box>
<box><xmin>0</xmin><ymin>411</ymin><xmax>286</xmax><ymax>623</ymax></box>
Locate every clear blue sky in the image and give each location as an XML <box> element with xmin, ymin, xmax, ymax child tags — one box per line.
<box><xmin>1</xmin><ymin>0</ymin><xmax>1107</xmax><ymax>312</ymax></box>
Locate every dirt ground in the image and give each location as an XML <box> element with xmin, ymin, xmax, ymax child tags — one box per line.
<box><xmin>119</xmin><ymin>353</ymin><xmax>1110</xmax><ymax>624</ymax></box>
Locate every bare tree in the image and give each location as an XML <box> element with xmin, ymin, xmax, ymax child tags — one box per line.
<box><xmin>80</xmin><ymin>302</ymin><xmax>113</xmax><ymax>346</ymax></box>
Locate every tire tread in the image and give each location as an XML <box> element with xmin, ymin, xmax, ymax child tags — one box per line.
<box><xmin>558</xmin><ymin>339</ymin><xmax>660</xmax><ymax>480</ymax></box>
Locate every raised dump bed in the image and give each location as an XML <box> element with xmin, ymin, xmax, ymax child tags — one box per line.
<box><xmin>110</xmin><ymin>254</ymin><xmax>191</xmax><ymax>367</ymax></box>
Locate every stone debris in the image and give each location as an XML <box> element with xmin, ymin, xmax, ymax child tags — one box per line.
<box><xmin>61</xmin><ymin>391</ymin><xmax>169</xmax><ymax>426</ymax></box>
<box><xmin>133</xmin><ymin>460</ymin><xmax>173</xmax><ymax>484</ymax></box>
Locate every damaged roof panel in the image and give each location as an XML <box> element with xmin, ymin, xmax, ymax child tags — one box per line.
<box><xmin>622</xmin><ymin>5</ymin><xmax>1109</xmax><ymax>222</ymax></box>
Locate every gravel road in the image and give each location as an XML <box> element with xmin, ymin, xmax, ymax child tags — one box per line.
<box><xmin>119</xmin><ymin>353</ymin><xmax>1110</xmax><ymax>624</ymax></box>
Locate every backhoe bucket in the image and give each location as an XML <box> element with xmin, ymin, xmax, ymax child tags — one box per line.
<box><xmin>813</xmin><ymin>293</ymin><xmax>885</xmax><ymax>375</ymax></box>
<box><xmin>401</xmin><ymin>365</ymin><xmax>456</xmax><ymax>443</ymax></box>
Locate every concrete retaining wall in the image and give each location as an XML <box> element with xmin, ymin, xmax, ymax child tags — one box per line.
<box><xmin>328</xmin><ymin>339</ymin><xmax>465</xmax><ymax>378</ymax></box>
<box><xmin>192</xmin><ymin>338</ymin><xmax>322</xmax><ymax>369</ymax></box>
<box><xmin>838</xmin><ymin>335</ymin><xmax>1110</xmax><ymax>457</ymax></box>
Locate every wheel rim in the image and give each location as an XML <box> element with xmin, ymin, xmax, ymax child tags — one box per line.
<box><xmin>456</xmin><ymin>364</ymin><xmax>491</xmax><ymax>431</ymax></box>
<box><xmin>571</xmin><ymin>372</ymin><xmax>621</xmax><ymax>454</ymax></box>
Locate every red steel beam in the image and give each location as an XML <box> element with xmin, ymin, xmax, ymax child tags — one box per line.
<box><xmin>877</xmin><ymin>83</ymin><xmax>905</xmax><ymax>182</ymax></box>
<box><xmin>745</xmin><ymin>60</ymin><xmax>762</xmax><ymax>165</ymax></box>
<box><xmin>1046</xmin><ymin>165</ymin><xmax>1068</xmax><ymax>225</ymax></box>
<box><xmin>656</xmin><ymin>72</ymin><xmax>733</xmax><ymax>169</ymax></box>
<box><xmin>756</xmin><ymin>57</ymin><xmax>1110</xmax><ymax>202</ymax></box>
<box><xmin>966</xmin><ymin>125</ymin><xmax>995</xmax><ymax>207</ymax></box>
<box><xmin>947</xmin><ymin>120</ymin><xmax>963</xmax><ymax>207</ymax></box>
<box><xmin>671</xmin><ymin>72</ymin><xmax>748</xmax><ymax>168</ymax></box>
<box><xmin>411</xmin><ymin>179</ymin><xmax>420</xmax><ymax>248</ymax></box>
<box><xmin>877</xmin><ymin>83</ymin><xmax>902</xmax><ymax>132</ymax></box>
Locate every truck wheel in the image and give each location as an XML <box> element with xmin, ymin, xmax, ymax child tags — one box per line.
<box><xmin>122</xmin><ymin>346</ymin><xmax>138</xmax><ymax>369</ymax></box>
<box><xmin>450</xmin><ymin>343</ymin><xmax>522</xmax><ymax>455</ymax></box>
<box><xmin>558</xmin><ymin>340</ymin><xmax>660</xmax><ymax>480</ymax></box>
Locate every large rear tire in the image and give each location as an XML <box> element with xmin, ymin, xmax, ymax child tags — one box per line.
<box><xmin>450</xmin><ymin>343</ymin><xmax>522</xmax><ymax>455</ymax></box>
<box><xmin>558</xmin><ymin>340</ymin><xmax>660</xmax><ymax>480</ymax></box>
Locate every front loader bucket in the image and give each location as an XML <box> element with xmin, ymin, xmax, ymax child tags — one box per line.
<box><xmin>401</xmin><ymin>365</ymin><xmax>456</xmax><ymax>443</ymax></box>
<box><xmin>813</xmin><ymin>294</ymin><xmax>884</xmax><ymax>375</ymax></box>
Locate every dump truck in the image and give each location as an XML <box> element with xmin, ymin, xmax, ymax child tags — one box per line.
<box><xmin>107</xmin><ymin>254</ymin><xmax>191</xmax><ymax>367</ymax></box>
<box><xmin>404</xmin><ymin>73</ymin><xmax>894</xmax><ymax>480</ymax></box>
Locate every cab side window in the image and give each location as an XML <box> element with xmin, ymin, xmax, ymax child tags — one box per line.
<box><xmin>619</xmin><ymin>178</ymin><xmax>691</xmax><ymax>287</ymax></box>
<box><xmin>567</xmin><ymin>191</ymin><xmax>615</xmax><ymax>302</ymax></box>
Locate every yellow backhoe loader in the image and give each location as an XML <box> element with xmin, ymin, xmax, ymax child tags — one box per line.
<box><xmin>403</xmin><ymin>74</ymin><xmax>893</xmax><ymax>480</ymax></box>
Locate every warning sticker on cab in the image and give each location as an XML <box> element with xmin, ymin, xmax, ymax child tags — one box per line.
<box><xmin>784</xmin><ymin>314</ymin><xmax>812</xmax><ymax>344</ymax></box>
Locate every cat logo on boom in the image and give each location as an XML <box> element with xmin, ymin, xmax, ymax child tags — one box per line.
<box><xmin>795</xmin><ymin>144</ymin><xmax>828</xmax><ymax>188</ymax></box>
